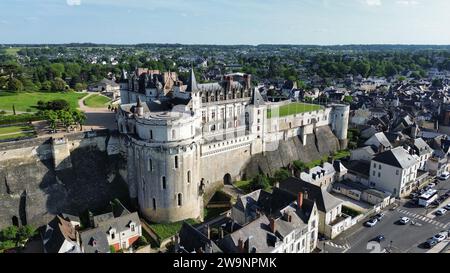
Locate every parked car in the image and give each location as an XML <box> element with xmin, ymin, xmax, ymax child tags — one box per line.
<box><xmin>439</xmin><ymin>172</ymin><xmax>450</xmax><ymax>180</ymax></box>
<box><xmin>371</xmin><ymin>235</ymin><xmax>385</xmax><ymax>243</ymax></box>
<box><xmin>399</xmin><ymin>217</ymin><xmax>410</xmax><ymax>225</ymax></box>
<box><xmin>445</xmin><ymin>204</ymin><xmax>450</xmax><ymax>210</ymax></box>
<box><xmin>432</xmin><ymin>232</ymin><xmax>448</xmax><ymax>242</ymax></box>
<box><xmin>425</xmin><ymin>238</ymin><xmax>438</xmax><ymax>248</ymax></box>
<box><xmin>435</xmin><ymin>208</ymin><xmax>447</xmax><ymax>216</ymax></box>
<box><xmin>427</xmin><ymin>183</ymin><xmax>436</xmax><ymax>188</ymax></box>
<box><xmin>375</xmin><ymin>213</ymin><xmax>385</xmax><ymax>221</ymax></box>
<box><xmin>365</xmin><ymin>218</ymin><xmax>378</xmax><ymax>227</ymax></box>
<box><xmin>431</xmin><ymin>200</ymin><xmax>441</xmax><ymax>206</ymax></box>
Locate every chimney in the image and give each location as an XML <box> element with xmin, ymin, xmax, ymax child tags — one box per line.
<box><xmin>205</xmin><ymin>225</ymin><xmax>211</xmax><ymax>239</ymax></box>
<box><xmin>88</xmin><ymin>211</ymin><xmax>95</xmax><ymax>228</ymax></box>
<box><xmin>244</xmin><ymin>74</ymin><xmax>251</xmax><ymax>90</ymax></box>
<box><xmin>238</xmin><ymin>238</ymin><xmax>244</xmax><ymax>253</ymax></box>
<box><xmin>219</xmin><ymin>226</ymin><xmax>224</xmax><ymax>239</ymax></box>
<box><xmin>297</xmin><ymin>192</ymin><xmax>303</xmax><ymax>209</ymax></box>
<box><xmin>269</xmin><ymin>217</ymin><xmax>276</xmax><ymax>233</ymax></box>
<box><xmin>245</xmin><ymin>236</ymin><xmax>253</xmax><ymax>253</ymax></box>
<box><xmin>225</xmin><ymin>75</ymin><xmax>233</xmax><ymax>92</ymax></box>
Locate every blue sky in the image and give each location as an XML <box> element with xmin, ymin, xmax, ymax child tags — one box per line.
<box><xmin>0</xmin><ymin>0</ymin><xmax>449</xmax><ymax>45</ymax></box>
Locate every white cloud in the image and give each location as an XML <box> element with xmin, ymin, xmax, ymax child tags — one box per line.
<box><xmin>365</xmin><ymin>0</ymin><xmax>382</xmax><ymax>6</ymax></box>
<box><xmin>396</xmin><ymin>0</ymin><xmax>419</xmax><ymax>6</ymax></box>
<box><xmin>67</xmin><ymin>0</ymin><xmax>81</xmax><ymax>6</ymax></box>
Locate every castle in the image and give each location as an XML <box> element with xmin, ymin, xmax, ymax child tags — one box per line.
<box><xmin>116</xmin><ymin>68</ymin><xmax>349</xmax><ymax>223</ymax></box>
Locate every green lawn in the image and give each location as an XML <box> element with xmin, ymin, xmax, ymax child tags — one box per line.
<box><xmin>4</xmin><ymin>47</ymin><xmax>20</xmax><ymax>56</ymax></box>
<box><xmin>0</xmin><ymin>125</ymin><xmax>33</xmax><ymax>135</ymax></box>
<box><xmin>0</xmin><ymin>132</ymin><xmax>35</xmax><ymax>141</ymax></box>
<box><xmin>149</xmin><ymin>219</ymin><xmax>199</xmax><ymax>241</ymax></box>
<box><xmin>0</xmin><ymin>91</ymin><xmax>87</xmax><ymax>112</ymax></box>
<box><xmin>267</xmin><ymin>103</ymin><xmax>323</xmax><ymax>118</ymax></box>
<box><xmin>83</xmin><ymin>94</ymin><xmax>111</xmax><ymax>108</ymax></box>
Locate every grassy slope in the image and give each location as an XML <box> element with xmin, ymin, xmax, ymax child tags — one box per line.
<box><xmin>0</xmin><ymin>91</ymin><xmax>87</xmax><ymax>112</ymax></box>
<box><xmin>83</xmin><ymin>94</ymin><xmax>111</xmax><ymax>108</ymax></box>
<box><xmin>149</xmin><ymin>219</ymin><xmax>199</xmax><ymax>241</ymax></box>
<box><xmin>0</xmin><ymin>125</ymin><xmax>33</xmax><ymax>135</ymax></box>
<box><xmin>267</xmin><ymin>102</ymin><xmax>323</xmax><ymax>118</ymax></box>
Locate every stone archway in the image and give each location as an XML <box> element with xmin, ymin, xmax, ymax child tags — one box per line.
<box><xmin>223</xmin><ymin>173</ymin><xmax>232</xmax><ymax>185</ymax></box>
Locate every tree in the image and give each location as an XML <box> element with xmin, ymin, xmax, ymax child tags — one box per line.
<box><xmin>432</xmin><ymin>79</ymin><xmax>443</xmax><ymax>89</ymax></box>
<box><xmin>49</xmin><ymin>63</ymin><xmax>65</xmax><ymax>78</ymax></box>
<box><xmin>273</xmin><ymin>169</ymin><xmax>291</xmax><ymax>184</ymax></box>
<box><xmin>343</xmin><ymin>96</ymin><xmax>353</xmax><ymax>104</ymax></box>
<box><xmin>47</xmin><ymin>99</ymin><xmax>70</xmax><ymax>111</ymax></box>
<box><xmin>17</xmin><ymin>225</ymin><xmax>36</xmax><ymax>243</ymax></box>
<box><xmin>58</xmin><ymin>110</ymin><xmax>75</xmax><ymax>131</ymax></box>
<box><xmin>250</xmin><ymin>174</ymin><xmax>270</xmax><ymax>191</ymax></box>
<box><xmin>7</xmin><ymin>78</ymin><xmax>23</xmax><ymax>92</ymax></box>
<box><xmin>52</xmin><ymin>78</ymin><xmax>67</xmax><ymax>91</ymax></box>
<box><xmin>41</xmin><ymin>80</ymin><xmax>52</xmax><ymax>91</ymax></box>
<box><xmin>74</xmin><ymin>83</ymin><xmax>86</xmax><ymax>92</ymax></box>
<box><xmin>72</xmin><ymin>110</ymin><xmax>87</xmax><ymax>130</ymax></box>
<box><xmin>44</xmin><ymin>110</ymin><xmax>58</xmax><ymax>131</ymax></box>
<box><xmin>0</xmin><ymin>226</ymin><xmax>18</xmax><ymax>241</ymax></box>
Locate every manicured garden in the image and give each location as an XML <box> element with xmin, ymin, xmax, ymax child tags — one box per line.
<box><xmin>267</xmin><ymin>102</ymin><xmax>323</xmax><ymax>118</ymax></box>
<box><xmin>0</xmin><ymin>91</ymin><xmax>87</xmax><ymax>112</ymax></box>
<box><xmin>83</xmin><ymin>94</ymin><xmax>111</xmax><ymax>108</ymax></box>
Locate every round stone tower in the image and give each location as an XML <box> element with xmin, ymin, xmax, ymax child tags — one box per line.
<box><xmin>125</xmin><ymin>108</ymin><xmax>203</xmax><ymax>223</ymax></box>
<box><xmin>330</xmin><ymin>104</ymin><xmax>350</xmax><ymax>149</ymax></box>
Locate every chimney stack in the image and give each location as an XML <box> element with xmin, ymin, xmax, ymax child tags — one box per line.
<box><xmin>238</xmin><ymin>238</ymin><xmax>244</xmax><ymax>253</ymax></box>
<box><xmin>219</xmin><ymin>226</ymin><xmax>224</xmax><ymax>239</ymax></box>
<box><xmin>205</xmin><ymin>225</ymin><xmax>211</xmax><ymax>239</ymax></box>
<box><xmin>269</xmin><ymin>217</ymin><xmax>276</xmax><ymax>233</ymax></box>
<box><xmin>244</xmin><ymin>74</ymin><xmax>251</xmax><ymax>90</ymax></box>
<box><xmin>245</xmin><ymin>236</ymin><xmax>253</xmax><ymax>253</ymax></box>
<box><xmin>225</xmin><ymin>75</ymin><xmax>233</xmax><ymax>92</ymax></box>
<box><xmin>297</xmin><ymin>192</ymin><xmax>303</xmax><ymax>209</ymax></box>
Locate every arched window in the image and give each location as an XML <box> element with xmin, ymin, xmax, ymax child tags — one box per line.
<box><xmin>162</xmin><ymin>176</ymin><xmax>166</xmax><ymax>189</ymax></box>
<box><xmin>174</xmin><ymin>156</ymin><xmax>179</xmax><ymax>169</ymax></box>
<box><xmin>187</xmin><ymin>170</ymin><xmax>191</xmax><ymax>184</ymax></box>
<box><xmin>177</xmin><ymin>193</ymin><xmax>183</xmax><ymax>206</ymax></box>
<box><xmin>152</xmin><ymin>198</ymin><xmax>156</xmax><ymax>210</ymax></box>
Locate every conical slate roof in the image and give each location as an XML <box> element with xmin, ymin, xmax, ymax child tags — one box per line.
<box><xmin>186</xmin><ymin>68</ymin><xmax>198</xmax><ymax>92</ymax></box>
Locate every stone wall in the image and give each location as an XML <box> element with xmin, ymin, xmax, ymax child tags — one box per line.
<box><xmin>0</xmin><ymin>134</ymin><xmax>129</xmax><ymax>229</ymax></box>
<box><xmin>243</xmin><ymin>126</ymin><xmax>341</xmax><ymax>178</ymax></box>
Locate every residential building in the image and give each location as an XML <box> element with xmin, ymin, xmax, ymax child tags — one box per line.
<box><xmin>369</xmin><ymin>147</ymin><xmax>420</xmax><ymax>197</ymax></box>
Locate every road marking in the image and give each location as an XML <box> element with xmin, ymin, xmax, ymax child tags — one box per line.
<box><xmin>397</xmin><ymin>208</ymin><xmax>448</xmax><ymax>229</ymax></box>
<box><xmin>325</xmin><ymin>241</ymin><xmax>350</xmax><ymax>250</ymax></box>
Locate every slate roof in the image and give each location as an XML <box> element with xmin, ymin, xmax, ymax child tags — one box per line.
<box><xmin>178</xmin><ymin>222</ymin><xmax>222</xmax><ymax>253</ymax></box>
<box><xmin>278</xmin><ymin>177</ymin><xmax>343</xmax><ymax>212</ymax></box>
<box><xmin>372</xmin><ymin>146</ymin><xmax>418</xmax><ymax>169</ymax></box>
<box><xmin>42</xmin><ymin>215</ymin><xmax>80</xmax><ymax>253</ymax></box>
<box><xmin>220</xmin><ymin>199</ymin><xmax>315</xmax><ymax>253</ymax></box>
<box><xmin>80</xmin><ymin>211</ymin><xmax>140</xmax><ymax>253</ymax></box>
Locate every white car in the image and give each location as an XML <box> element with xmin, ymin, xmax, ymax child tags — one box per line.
<box><xmin>439</xmin><ymin>172</ymin><xmax>450</xmax><ymax>180</ymax></box>
<box><xmin>399</xmin><ymin>217</ymin><xmax>410</xmax><ymax>225</ymax></box>
<box><xmin>445</xmin><ymin>204</ymin><xmax>450</xmax><ymax>210</ymax></box>
<box><xmin>365</xmin><ymin>218</ymin><xmax>378</xmax><ymax>227</ymax></box>
<box><xmin>432</xmin><ymin>232</ymin><xmax>448</xmax><ymax>242</ymax></box>
<box><xmin>436</xmin><ymin>208</ymin><xmax>447</xmax><ymax>216</ymax></box>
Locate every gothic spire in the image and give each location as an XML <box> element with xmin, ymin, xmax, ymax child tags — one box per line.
<box><xmin>186</xmin><ymin>67</ymin><xmax>198</xmax><ymax>92</ymax></box>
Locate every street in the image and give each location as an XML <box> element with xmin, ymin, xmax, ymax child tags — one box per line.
<box><xmin>327</xmin><ymin>177</ymin><xmax>450</xmax><ymax>253</ymax></box>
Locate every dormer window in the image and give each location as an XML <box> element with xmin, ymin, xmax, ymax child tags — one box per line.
<box><xmin>109</xmin><ymin>228</ymin><xmax>116</xmax><ymax>240</ymax></box>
